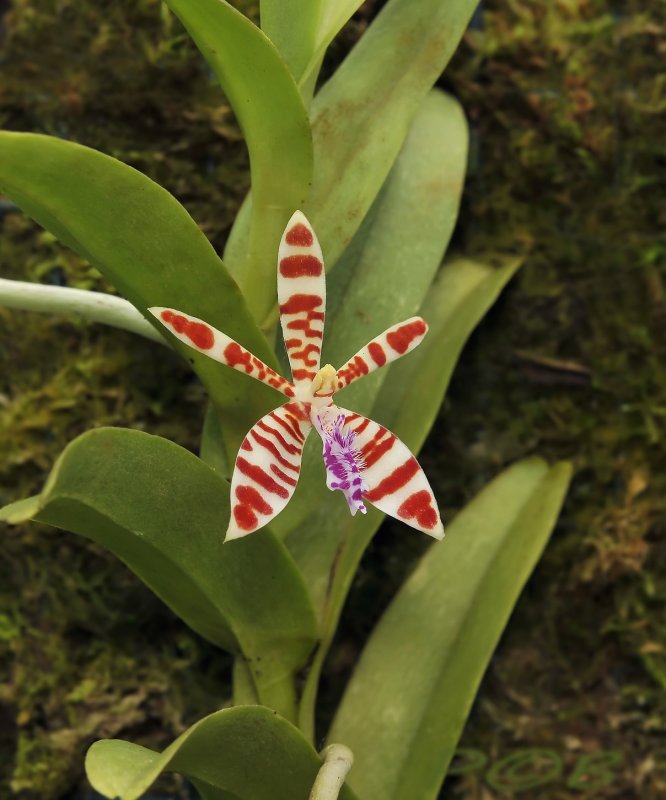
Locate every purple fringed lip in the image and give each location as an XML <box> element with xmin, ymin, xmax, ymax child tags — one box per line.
<box><xmin>315</xmin><ymin>410</ymin><xmax>369</xmax><ymax>516</ymax></box>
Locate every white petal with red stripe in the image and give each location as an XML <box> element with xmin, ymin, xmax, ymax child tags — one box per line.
<box><xmin>340</xmin><ymin>408</ymin><xmax>444</xmax><ymax>539</ymax></box>
<box><xmin>149</xmin><ymin>306</ymin><xmax>295</xmax><ymax>398</ymax></box>
<box><xmin>226</xmin><ymin>402</ymin><xmax>312</xmax><ymax>540</ymax></box>
<box><xmin>277</xmin><ymin>211</ymin><xmax>326</xmax><ymax>386</ymax></box>
<box><xmin>336</xmin><ymin>316</ymin><xmax>429</xmax><ymax>390</ymax></box>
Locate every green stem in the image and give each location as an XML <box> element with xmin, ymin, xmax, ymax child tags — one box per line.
<box><xmin>0</xmin><ymin>278</ymin><xmax>165</xmax><ymax>345</ymax></box>
<box><xmin>308</xmin><ymin>744</ymin><xmax>354</xmax><ymax>800</ymax></box>
<box><xmin>254</xmin><ymin>670</ymin><xmax>299</xmax><ymax>724</ymax></box>
<box><xmin>232</xmin><ymin>657</ymin><xmax>261</xmax><ymax>706</ymax></box>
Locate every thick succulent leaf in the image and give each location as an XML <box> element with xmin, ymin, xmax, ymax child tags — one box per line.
<box><xmin>271</xmin><ymin>90</ymin><xmax>467</xmax><ymax>538</ymax></box>
<box><xmin>86</xmin><ymin>706</ymin><xmax>358</xmax><ymax>800</ymax></box>
<box><xmin>298</xmin><ymin>1</ymin><xmax>366</xmax><ymax>91</ymax></box>
<box><xmin>226</xmin><ymin>0</ymin><xmax>478</xmax><ymax>291</ymax></box>
<box><xmin>0</xmin><ymin>428</ymin><xmax>318</xmax><ymax>715</ymax></box>
<box><xmin>0</xmin><ymin>132</ymin><xmax>279</xmax><ymax>458</ymax></box>
<box><xmin>163</xmin><ymin>0</ymin><xmax>313</xmax><ymax>323</ymax></box>
<box><xmin>260</xmin><ymin>0</ymin><xmax>322</xmax><ymax>82</ymax></box>
<box><xmin>260</xmin><ymin>0</ymin><xmax>365</xmax><ymax>94</ymax></box>
<box><xmin>294</xmin><ymin>257</ymin><xmax>522</xmax><ymax>736</ymax></box>
<box><xmin>303</xmin><ymin>0</ymin><xmax>479</xmax><ymax>267</ymax></box>
<box><xmin>329</xmin><ymin>459</ymin><xmax>572</xmax><ymax>800</ymax></box>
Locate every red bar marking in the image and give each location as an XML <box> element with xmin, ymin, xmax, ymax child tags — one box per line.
<box><xmin>233</xmin><ymin>484</ymin><xmax>275</xmax><ymax>530</ymax></box>
<box><xmin>292</xmin><ymin>368</ymin><xmax>315</xmax><ymax>381</ymax></box>
<box><xmin>258</xmin><ymin>420</ymin><xmax>301</xmax><ymax>455</ymax></box>
<box><xmin>250</xmin><ymin>430</ymin><xmax>300</xmax><ymax>471</ymax></box>
<box><xmin>286</xmin><ymin>402</ymin><xmax>310</xmax><ymax>422</ymax></box>
<box><xmin>161</xmin><ymin>310</ymin><xmax>214</xmax><ymax>350</ymax></box>
<box><xmin>285</xmin><ymin>223</ymin><xmax>313</xmax><ymax>246</ymax></box>
<box><xmin>353</xmin><ymin>417</ymin><xmax>371</xmax><ymax>434</ymax></box>
<box><xmin>279</xmin><ymin>294</ymin><xmax>323</xmax><ymax>315</ymax></box>
<box><xmin>338</xmin><ymin>355</ymin><xmax>369</xmax><ymax>385</ymax></box>
<box><xmin>286</xmin><ymin>320</ymin><xmax>324</xmax><ymax>338</ymax></box>
<box><xmin>224</xmin><ymin>342</ymin><xmax>253</xmax><ymax>373</ymax></box>
<box><xmin>365</xmin><ymin>457</ymin><xmax>420</xmax><ymax>502</ymax></box>
<box><xmin>363</xmin><ymin>433</ymin><xmax>396</xmax><ymax>468</ymax></box>
<box><xmin>397</xmin><ymin>490</ymin><xmax>438</xmax><ymax>529</ymax></box>
<box><xmin>288</xmin><ymin>343</ymin><xmax>320</xmax><ymax>366</ymax></box>
<box><xmin>280</xmin><ymin>255</ymin><xmax>323</xmax><ymax>278</ymax></box>
<box><xmin>273</xmin><ymin>412</ymin><xmax>305</xmax><ymax>442</ymax></box>
<box><xmin>368</xmin><ymin>342</ymin><xmax>387</xmax><ymax>367</ymax></box>
<box><xmin>236</xmin><ymin>457</ymin><xmax>289</xmax><ymax>498</ymax></box>
<box><xmin>386</xmin><ymin>319</ymin><xmax>427</xmax><ymax>355</ymax></box>
<box><xmin>234</xmin><ymin>504</ymin><xmax>257</xmax><ymax>531</ymax></box>
<box><xmin>236</xmin><ymin>485</ymin><xmax>273</xmax><ymax>515</ymax></box>
<box><xmin>241</xmin><ymin>439</ymin><xmax>253</xmax><ymax>451</ymax></box>
<box><xmin>270</xmin><ymin>464</ymin><xmax>298</xmax><ymax>486</ymax></box>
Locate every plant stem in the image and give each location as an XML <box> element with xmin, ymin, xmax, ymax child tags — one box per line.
<box><xmin>0</xmin><ymin>278</ymin><xmax>166</xmax><ymax>345</ymax></box>
<box><xmin>308</xmin><ymin>744</ymin><xmax>354</xmax><ymax>800</ymax></box>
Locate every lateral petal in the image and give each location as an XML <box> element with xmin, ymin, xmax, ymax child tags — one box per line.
<box><xmin>226</xmin><ymin>402</ymin><xmax>312</xmax><ymax>540</ymax></box>
<box><xmin>277</xmin><ymin>211</ymin><xmax>326</xmax><ymax>386</ymax></box>
<box><xmin>340</xmin><ymin>408</ymin><xmax>444</xmax><ymax>539</ymax></box>
<box><xmin>336</xmin><ymin>317</ymin><xmax>428</xmax><ymax>391</ymax></box>
<box><xmin>149</xmin><ymin>306</ymin><xmax>295</xmax><ymax>398</ymax></box>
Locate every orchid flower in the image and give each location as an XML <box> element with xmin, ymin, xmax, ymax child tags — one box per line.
<box><xmin>149</xmin><ymin>212</ymin><xmax>444</xmax><ymax>542</ymax></box>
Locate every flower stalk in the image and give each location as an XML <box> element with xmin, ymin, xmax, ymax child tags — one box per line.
<box><xmin>0</xmin><ymin>278</ymin><xmax>165</xmax><ymax>344</ymax></box>
<box><xmin>308</xmin><ymin>744</ymin><xmax>354</xmax><ymax>800</ymax></box>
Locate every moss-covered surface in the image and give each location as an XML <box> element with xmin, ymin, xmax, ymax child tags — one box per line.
<box><xmin>0</xmin><ymin>0</ymin><xmax>664</xmax><ymax>797</ymax></box>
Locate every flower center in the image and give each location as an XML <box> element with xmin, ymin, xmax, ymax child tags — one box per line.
<box><xmin>308</xmin><ymin>363</ymin><xmax>337</xmax><ymax>405</ymax></box>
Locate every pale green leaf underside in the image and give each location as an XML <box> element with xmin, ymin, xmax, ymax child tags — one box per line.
<box><xmin>86</xmin><ymin>706</ymin><xmax>358</xmax><ymax>800</ymax></box>
<box><xmin>329</xmin><ymin>459</ymin><xmax>572</xmax><ymax>800</ymax></box>
<box><xmin>0</xmin><ymin>428</ymin><xmax>317</xmax><ymax>712</ymax></box>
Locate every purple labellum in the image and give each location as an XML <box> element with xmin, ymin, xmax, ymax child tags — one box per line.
<box><xmin>317</xmin><ymin>412</ymin><xmax>368</xmax><ymax>515</ymax></box>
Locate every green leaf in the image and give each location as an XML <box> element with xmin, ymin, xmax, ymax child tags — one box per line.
<box><xmin>328</xmin><ymin>459</ymin><xmax>572</xmax><ymax>800</ymax></box>
<box><xmin>227</xmin><ymin>0</ymin><xmax>478</xmax><ymax>293</ymax></box>
<box><xmin>0</xmin><ymin>428</ymin><xmax>317</xmax><ymax>718</ymax></box>
<box><xmin>164</xmin><ymin>0</ymin><xmax>313</xmax><ymax>323</ymax></box>
<box><xmin>293</xmin><ymin>256</ymin><xmax>522</xmax><ymax>737</ymax></box>
<box><xmin>303</xmin><ymin>0</ymin><xmax>479</xmax><ymax>268</ymax></box>
<box><xmin>260</xmin><ymin>0</ymin><xmax>322</xmax><ymax>83</ymax></box>
<box><xmin>260</xmin><ymin>0</ymin><xmax>366</xmax><ymax>96</ymax></box>
<box><xmin>86</xmin><ymin>706</ymin><xmax>358</xmax><ymax>800</ymax></box>
<box><xmin>0</xmin><ymin>132</ymin><xmax>280</xmax><ymax>457</ymax></box>
<box><xmin>298</xmin><ymin>1</ymin><xmax>366</xmax><ymax>91</ymax></box>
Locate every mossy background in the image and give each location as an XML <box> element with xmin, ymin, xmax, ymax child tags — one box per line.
<box><xmin>0</xmin><ymin>0</ymin><xmax>664</xmax><ymax>797</ymax></box>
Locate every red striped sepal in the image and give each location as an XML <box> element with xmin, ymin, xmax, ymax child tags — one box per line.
<box><xmin>340</xmin><ymin>408</ymin><xmax>444</xmax><ymax>539</ymax></box>
<box><xmin>336</xmin><ymin>317</ymin><xmax>428</xmax><ymax>390</ymax></box>
<box><xmin>277</xmin><ymin>211</ymin><xmax>326</xmax><ymax>386</ymax></box>
<box><xmin>226</xmin><ymin>402</ymin><xmax>312</xmax><ymax>540</ymax></box>
<box><xmin>149</xmin><ymin>307</ymin><xmax>296</xmax><ymax>398</ymax></box>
